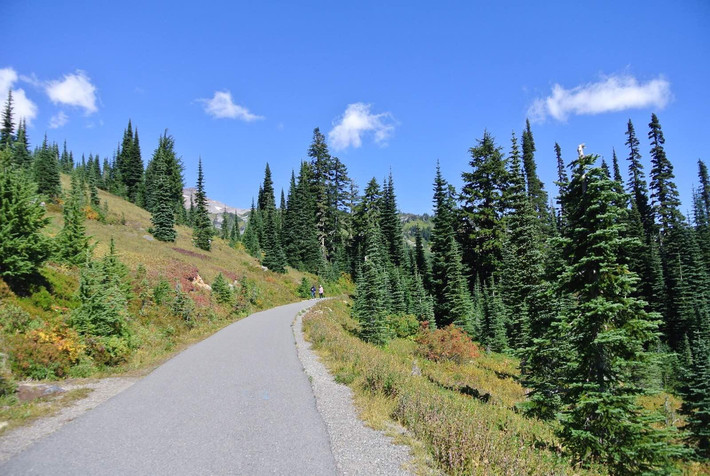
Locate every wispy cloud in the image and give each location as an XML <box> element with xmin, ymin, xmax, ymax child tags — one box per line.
<box><xmin>528</xmin><ymin>74</ymin><xmax>671</xmax><ymax>122</ymax></box>
<box><xmin>198</xmin><ymin>90</ymin><xmax>263</xmax><ymax>121</ymax></box>
<box><xmin>46</xmin><ymin>70</ymin><xmax>98</xmax><ymax>114</ymax></box>
<box><xmin>328</xmin><ymin>103</ymin><xmax>395</xmax><ymax>151</ymax></box>
<box><xmin>0</xmin><ymin>67</ymin><xmax>39</xmax><ymax>127</ymax></box>
<box><xmin>49</xmin><ymin>111</ymin><xmax>68</xmax><ymax>129</ymax></box>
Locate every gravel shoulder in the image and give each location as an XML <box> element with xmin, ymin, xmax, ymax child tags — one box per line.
<box><xmin>293</xmin><ymin>305</ymin><xmax>415</xmax><ymax>476</ymax></box>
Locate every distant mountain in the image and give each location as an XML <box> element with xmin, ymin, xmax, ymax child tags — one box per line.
<box><xmin>182</xmin><ymin>188</ymin><xmax>249</xmax><ymax>227</ymax></box>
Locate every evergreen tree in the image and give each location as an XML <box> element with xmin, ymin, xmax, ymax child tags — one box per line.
<box><xmin>696</xmin><ymin>160</ymin><xmax>710</xmax><ymax>273</ymax></box>
<box><xmin>521</xmin><ymin>119</ymin><xmax>550</xmax><ymax>226</ymax></box>
<box><xmin>625</xmin><ymin>119</ymin><xmax>654</xmax><ymax>237</ymax></box>
<box><xmin>413</xmin><ymin>226</ymin><xmax>431</xmax><ymax>291</ymax></box>
<box><xmin>259</xmin><ymin>163</ymin><xmax>287</xmax><ymax>273</ymax></box>
<box><xmin>557</xmin><ymin>153</ymin><xmax>682</xmax><ymax>473</ymax></box>
<box><xmin>144</xmin><ymin>132</ymin><xmax>185</xmax><ymax>221</ymax></box>
<box><xmin>242</xmin><ymin>199</ymin><xmax>261</xmax><ymax>257</ymax></box>
<box><xmin>33</xmin><ymin>136</ymin><xmax>62</xmax><ymax>199</ymax></box>
<box><xmin>430</xmin><ymin>164</ymin><xmax>473</xmax><ymax>329</ymax></box>
<box><xmin>460</xmin><ymin>131</ymin><xmax>508</xmax><ymax>286</ymax></box>
<box><xmin>648</xmin><ymin>113</ymin><xmax>682</xmax><ymax>237</ymax></box>
<box><xmin>499</xmin><ymin>133</ymin><xmax>544</xmax><ymax>350</ymax></box>
<box><xmin>192</xmin><ymin>159</ymin><xmax>212</xmax><ymax>251</ymax></box>
<box><xmin>380</xmin><ymin>172</ymin><xmax>407</xmax><ymax>268</ymax></box>
<box><xmin>0</xmin><ymin>165</ymin><xmax>51</xmax><ymax>280</ymax></box>
<box><xmin>353</xmin><ymin>219</ymin><xmax>391</xmax><ymax>345</ymax></box>
<box><xmin>554</xmin><ymin>142</ymin><xmax>568</xmax><ymax>228</ymax></box>
<box><xmin>55</xmin><ymin>171</ymin><xmax>92</xmax><ymax>265</ymax></box>
<box><xmin>1</xmin><ymin>90</ymin><xmax>14</xmax><ymax>149</ymax></box>
<box><xmin>680</xmin><ymin>318</ymin><xmax>710</xmax><ymax>459</ymax></box>
<box><xmin>12</xmin><ymin>119</ymin><xmax>31</xmax><ymax>169</ymax></box>
<box><xmin>150</xmin><ymin>157</ymin><xmax>177</xmax><ymax>242</ymax></box>
<box><xmin>70</xmin><ymin>240</ymin><xmax>131</xmax><ymax>339</ymax></box>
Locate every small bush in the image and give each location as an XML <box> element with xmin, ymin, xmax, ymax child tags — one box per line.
<box><xmin>171</xmin><ymin>285</ymin><xmax>195</xmax><ymax>324</ymax></box>
<box><xmin>416</xmin><ymin>325</ymin><xmax>481</xmax><ymax>364</ymax></box>
<box><xmin>388</xmin><ymin>314</ymin><xmax>419</xmax><ymax>339</ymax></box>
<box><xmin>0</xmin><ymin>304</ymin><xmax>35</xmax><ymax>333</ymax></box>
<box><xmin>85</xmin><ymin>335</ymin><xmax>132</xmax><ymax>367</ymax></box>
<box><xmin>152</xmin><ymin>277</ymin><xmax>172</xmax><ymax>305</ymax></box>
<box><xmin>298</xmin><ymin>278</ymin><xmax>312</xmax><ymax>299</ymax></box>
<box><xmin>211</xmin><ymin>273</ymin><xmax>233</xmax><ymax>305</ymax></box>
<box><xmin>30</xmin><ymin>288</ymin><xmax>53</xmax><ymax>311</ymax></box>
<box><xmin>10</xmin><ymin>325</ymin><xmax>84</xmax><ymax>379</ymax></box>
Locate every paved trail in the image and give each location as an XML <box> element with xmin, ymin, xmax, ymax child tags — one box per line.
<box><xmin>2</xmin><ymin>300</ymin><xmax>338</xmax><ymax>475</ymax></box>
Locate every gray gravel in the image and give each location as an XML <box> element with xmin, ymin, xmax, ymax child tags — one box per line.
<box><xmin>294</xmin><ymin>304</ymin><xmax>414</xmax><ymax>476</ymax></box>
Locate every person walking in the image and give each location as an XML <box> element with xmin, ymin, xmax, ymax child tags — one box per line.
<box><xmin>310</xmin><ymin>285</ymin><xmax>316</xmax><ymax>298</ymax></box>
<box><xmin>318</xmin><ymin>285</ymin><xmax>324</xmax><ymax>298</ymax></box>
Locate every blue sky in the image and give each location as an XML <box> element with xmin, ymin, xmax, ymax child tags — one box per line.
<box><xmin>2</xmin><ymin>0</ymin><xmax>709</xmax><ymax>215</ymax></box>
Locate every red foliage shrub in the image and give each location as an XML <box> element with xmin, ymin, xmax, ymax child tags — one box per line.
<box><xmin>416</xmin><ymin>325</ymin><xmax>480</xmax><ymax>364</ymax></box>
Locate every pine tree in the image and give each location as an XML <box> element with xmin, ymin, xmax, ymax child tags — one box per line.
<box><xmin>150</xmin><ymin>156</ymin><xmax>177</xmax><ymax>242</ymax></box>
<box><xmin>242</xmin><ymin>199</ymin><xmax>260</xmax><ymax>257</ymax></box>
<box><xmin>12</xmin><ymin>119</ymin><xmax>31</xmax><ymax>169</ymax></box>
<box><xmin>33</xmin><ymin>136</ymin><xmax>62</xmax><ymax>199</ymax></box>
<box><xmin>557</xmin><ymin>152</ymin><xmax>683</xmax><ymax>473</ymax></box>
<box><xmin>144</xmin><ymin>132</ymin><xmax>185</xmax><ymax>221</ymax></box>
<box><xmin>680</xmin><ymin>318</ymin><xmax>710</xmax><ymax>459</ymax></box>
<box><xmin>70</xmin><ymin>240</ymin><xmax>131</xmax><ymax>339</ymax></box>
<box><xmin>353</xmin><ymin>219</ymin><xmax>391</xmax><ymax>345</ymax></box>
<box><xmin>499</xmin><ymin>133</ymin><xmax>544</xmax><ymax>350</ymax></box>
<box><xmin>521</xmin><ymin>119</ymin><xmax>550</xmax><ymax>227</ymax></box>
<box><xmin>648</xmin><ymin>113</ymin><xmax>682</xmax><ymax>237</ymax></box>
<box><xmin>460</xmin><ymin>131</ymin><xmax>508</xmax><ymax>286</ymax></box>
<box><xmin>259</xmin><ymin>164</ymin><xmax>287</xmax><ymax>273</ymax></box>
<box><xmin>1</xmin><ymin>90</ymin><xmax>14</xmax><ymax>149</ymax></box>
<box><xmin>0</xmin><ymin>165</ymin><xmax>51</xmax><ymax>280</ymax></box>
<box><xmin>554</xmin><ymin>142</ymin><xmax>568</xmax><ymax>229</ymax></box>
<box><xmin>430</xmin><ymin>164</ymin><xmax>473</xmax><ymax>329</ymax></box>
<box><xmin>380</xmin><ymin>173</ymin><xmax>407</xmax><ymax>268</ymax></box>
<box><xmin>192</xmin><ymin>159</ymin><xmax>212</xmax><ymax>251</ymax></box>
<box><xmin>626</xmin><ymin>119</ymin><xmax>655</xmax><ymax>237</ymax></box>
<box><xmin>55</xmin><ymin>171</ymin><xmax>92</xmax><ymax>265</ymax></box>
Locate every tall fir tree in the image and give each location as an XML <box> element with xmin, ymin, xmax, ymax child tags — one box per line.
<box><xmin>54</xmin><ymin>171</ymin><xmax>92</xmax><ymax>265</ymax></box>
<box><xmin>557</xmin><ymin>152</ymin><xmax>682</xmax><ymax>473</ymax></box>
<box><xmin>150</xmin><ymin>156</ymin><xmax>177</xmax><ymax>242</ymax></box>
<box><xmin>259</xmin><ymin>163</ymin><xmax>287</xmax><ymax>273</ymax></box>
<box><xmin>192</xmin><ymin>158</ymin><xmax>212</xmax><ymax>251</ymax></box>
<box><xmin>0</xmin><ymin>164</ymin><xmax>51</xmax><ymax>280</ymax></box>
<box><xmin>460</xmin><ymin>131</ymin><xmax>508</xmax><ymax>287</ymax></box>
<box><xmin>1</xmin><ymin>90</ymin><xmax>14</xmax><ymax>149</ymax></box>
<box><xmin>33</xmin><ymin>136</ymin><xmax>62</xmax><ymax>199</ymax></box>
<box><xmin>521</xmin><ymin>119</ymin><xmax>551</xmax><ymax>228</ymax></box>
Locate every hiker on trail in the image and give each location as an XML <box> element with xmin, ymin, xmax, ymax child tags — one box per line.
<box><xmin>319</xmin><ymin>285</ymin><xmax>324</xmax><ymax>298</ymax></box>
<box><xmin>310</xmin><ymin>285</ymin><xmax>316</xmax><ymax>298</ymax></box>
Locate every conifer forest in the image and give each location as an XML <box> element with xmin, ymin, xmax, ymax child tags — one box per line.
<box><xmin>1</xmin><ymin>86</ymin><xmax>709</xmax><ymax>474</ymax></box>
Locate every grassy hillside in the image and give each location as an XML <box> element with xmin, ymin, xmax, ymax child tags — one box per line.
<box><xmin>0</xmin><ymin>175</ymin><xmax>351</xmax><ymax>398</ymax></box>
<box><xmin>302</xmin><ymin>300</ymin><xmax>710</xmax><ymax>476</ymax></box>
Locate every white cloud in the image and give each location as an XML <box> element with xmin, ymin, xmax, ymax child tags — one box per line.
<box><xmin>328</xmin><ymin>103</ymin><xmax>395</xmax><ymax>151</ymax></box>
<box><xmin>49</xmin><ymin>111</ymin><xmax>68</xmax><ymax>129</ymax></box>
<box><xmin>0</xmin><ymin>67</ymin><xmax>39</xmax><ymax>127</ymax></box>
<box><xmin>46</xmin><ymin>70</ymin><xmax>98</xmax><ymax>114</ymax></box>
<box><xmin>199</xmin><ymin>90</ymin><xmax>263</xmax><ymax>121</ymax></box>
<box><xmin>529</xmin><ymin>74</ymin><xmax>671</xmax><ymax>122</ymax></box>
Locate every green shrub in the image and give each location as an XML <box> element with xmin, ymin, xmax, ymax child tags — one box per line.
<box><xmin>0</xmin><ymin>304</ymin><xmax>35</xmax><ymax>333</ymax></box>
<box><xmin>152</xmin><ymin>277</ymin><xmax>172</xmax><ymax>305</ymax></box>
<box><xmin>9</xmin><ymin>325</ymin><xmax>83</xmax><ymax>379</ymax></box>
<box><xmin>171</xmin><ymin>285</ymin><xmax>195</xmax><ymax>324</ymax></box>
<box><xmin>85</xmin><ymin>335</ymin><xmax>132</xmax><ymax>367</ymax></box>
<box><xmin>388</xmin><ymin>314</ymin><xmax>419</xmax><ymax>338</ymax></box>
<box><xmin>298</xmin><ymin>277</ymin><xmax>312</xmax><ymax>299</ymax></box>
<box><xmin>30</xmin><ymin>288</ymin><xmax>53</xmax><ymax>311</ymax></box>
<box><xmin>211</xmin><ymin>273</ymin><xmax>233</xmax><ymax>305</ymax></box>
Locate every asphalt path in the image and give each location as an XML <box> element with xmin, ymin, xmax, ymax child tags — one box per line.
<box><xmin>1</xmin><ymin>300</ymin><xmax>337</xmax><ymax>475</ymax></box>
